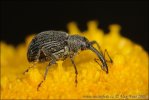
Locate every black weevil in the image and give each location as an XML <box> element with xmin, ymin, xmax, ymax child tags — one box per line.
<box><xmin>25</xmin><ymin>31</ymin><xmax>113</xmax><ymax>90</ymax></box>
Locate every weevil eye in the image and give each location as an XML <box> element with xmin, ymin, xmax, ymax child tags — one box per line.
<box><xmin>81</xmin><ymin>45</ymin><xmax>86</xmax><ymax>50</ymax></box>
<box><xmin>82</xmin><ymin>37</ymin><xmax>90</xmax><ymax>48</ymax></box>
<box><xmin>64</xmin><ymin>40</ymin><xmax>68</xmax><ymax>45</ymax></box>
<box><xmin>81</xmin><ymin>41</ymin><xmax>88</xmax><ymax>50</ymax></box>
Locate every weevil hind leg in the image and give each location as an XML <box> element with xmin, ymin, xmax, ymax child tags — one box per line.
<box><xmin>37</xmin><ymin>59</ymin><xmax>56</xmax><ymax>91</ymax></box>
<box><xmin>94</xmin><ymin>58</ymin><xmax>102</xmax><ymax>70</ymax></box>
<box><xmin>103</xmin><ymin>49</ymin><xmax>113</xmax><ymax>63</ymax></box>
<box><xmin>23</xmin><ymin>62</ymin><xmax>37</xmax><ymax>75</ymax></box>
<box><xmin>24</xmin><ymin>49</ymin><xmax>42</xmax><ymax>75</ymax></box>
<box><xmin>70</xmin><ymin>56</ymin><xmax>78</xmax><ymax>87</ymax></box>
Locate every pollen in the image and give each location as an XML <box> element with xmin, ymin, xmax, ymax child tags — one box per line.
<box><xmin>1</xmin><ymin>21</ymin><xmax>148</xmax><ymax>99</ymax></box>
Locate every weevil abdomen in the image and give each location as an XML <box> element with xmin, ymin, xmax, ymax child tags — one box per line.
<box><xmin>27</xmin><ymin>31</ymin><xmax>69</xmax><ymax>62</ymax></box>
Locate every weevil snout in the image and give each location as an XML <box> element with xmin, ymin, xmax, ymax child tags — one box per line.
<box><xmin>101</xmin><ymin>62</ymin><xmax>108</xmax><ymax>73</ymax></box>
<box><xmin>87</xmin><ymin>43</ymin><xmax>109</xmax><ymax>73</ymax></box>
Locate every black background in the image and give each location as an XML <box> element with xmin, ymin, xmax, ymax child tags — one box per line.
<box><xmin>1</xmin><ymin>1</ymin><xmax>149</xmax><ymax>51</ymax></box>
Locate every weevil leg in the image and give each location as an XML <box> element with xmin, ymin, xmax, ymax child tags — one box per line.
<box><xmin>23</xmin><ymin>62</ymin><xmax>37</xmax><ymax>74</ymax></box>
<box><xmin>37</xmin><ymin>59</ymin><xmax>56</xmax><ymax>91</ymax></box>
<box><xmin>94</xmin><ymin>58</ymin><xmax>102</xmax><ymax>67</ymax></box>
<box><xmin>94</xmin><ymin>58</ymin><xmax>104</xmax><ymax>72</ymax></box>
<box><xmin>70</xmin><ymin>56</ymin><xmax>78</xmax><ymax>87</ymax></box>
<box><xmin>103</xmin><ymin>49</ymin><xmax>113</xmax><ymax>63</ymax></box>
<box><xmin>24</xmin><ymin>49</ymin><xmax>41</xmax><ymax>74</ymax></box>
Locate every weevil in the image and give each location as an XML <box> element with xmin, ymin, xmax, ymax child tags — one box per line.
<box><xmin>25</xmin><ymin>30</ymin><xmax>113</xmax><ymax>90</ymax></box>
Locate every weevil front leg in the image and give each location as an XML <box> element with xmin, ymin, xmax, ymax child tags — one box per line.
<box><xmin>37</xmin><ymin>59</ymin><xmax>56</xmax><ymax>91</ymax></box>
<box><xmin>103</xmin><ymin>49</ymin><xmax>113</xmax><ymax>63</ymax></box>
<box><xmin>70</xmin><ymin>56</ymin><xmax>78</xmax><ymax>87</ymax></box>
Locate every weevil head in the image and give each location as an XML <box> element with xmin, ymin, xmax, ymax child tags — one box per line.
<box><xmin>67</xmin><ymin>35</ymin><xmax>90</xmax><ymax>53</ymax></box>
<box><xmin>67</xmin><ymin>35</ymin><xmax>108</xmax><ymax>73</ymax></box>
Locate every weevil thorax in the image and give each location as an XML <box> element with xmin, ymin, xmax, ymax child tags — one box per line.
<box><xmin>67</xmin><ymin>35</ymin><xmax>89</xmax><ymax>54</ymax></box>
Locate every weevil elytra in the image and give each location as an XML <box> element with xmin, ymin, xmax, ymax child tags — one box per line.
<box><xmin>25</xmin><ymin>30</ymin><xmax>113</xmax><ymax>90</ymax></box>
